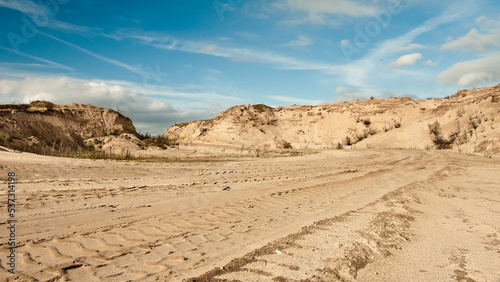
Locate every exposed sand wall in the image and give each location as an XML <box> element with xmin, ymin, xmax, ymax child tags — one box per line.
<box><xmin>165</xmin><ymin>84</ymin><xmax>500</xmax><ymax>154</ymax></box>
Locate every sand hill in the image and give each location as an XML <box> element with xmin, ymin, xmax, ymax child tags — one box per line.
<box><xmin>165</xmin><ymin>84</ymin><xmax>500</xmax><ymax>155</ymax></box>
<box><xmin>0</xmin><ymin>101</ymin><xmax>138</xmax><ymax>155</ymax></box>
<box><xmin>1</xmin><ymin>84</ymin><xmax>499</xmax><ymax>158</ymax></box>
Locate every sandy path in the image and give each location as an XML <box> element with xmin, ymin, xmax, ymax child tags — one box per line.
<box><xmin>0</xmin><ymin>150</ymin><xmax>499</xmax><ymax>281</ymax></box>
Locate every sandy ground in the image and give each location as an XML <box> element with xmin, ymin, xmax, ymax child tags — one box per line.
<box><xmin>0</xmin><ymin>149</ymin><xmax>499</xmax><ymax>281</ymax></box>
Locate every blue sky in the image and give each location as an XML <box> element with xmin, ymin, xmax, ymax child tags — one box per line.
<box><xmin>1</xmin><ymin>0</ymin><xmax>500</xmax><ymax>134</ymax></box>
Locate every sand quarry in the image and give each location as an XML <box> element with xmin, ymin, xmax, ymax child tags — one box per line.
<box><xmin>0</xmin><ymin>147</ymin><xmax>499</xmax><ymax>281</ymax></box>
<box><xmin>1</xmin><ymin>85</ymin><xmax>500</xmax><ymax>281</ymax></box>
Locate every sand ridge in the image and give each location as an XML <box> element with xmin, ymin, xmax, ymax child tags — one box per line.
<box><xmin>165</xmin><ymin>84</ymin><xmax>500</xmax><ymax>155</ymax></box>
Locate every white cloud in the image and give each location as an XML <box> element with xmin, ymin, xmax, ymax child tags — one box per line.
<box><xmin>389</xmin><ymin>53</ymin><xmax>422</xmax><ymax>68</ymax></box>
<box><xmin>393</xmin><ymin>43</ymin><xmax>427</xmax><ymax>53</ymax></box>
<box><xmin>437</xmin><ymin>53</ymin><xmax>500</xmax><ymax>87</ymax></box>
<box><xmin>368</xmin><ymin>2</ymin><xmax>476</xmax><ymax>59</ymax></box>
<box><xmin>129</xmin><ymin>33</ymin><xmax>337</xmax><ymax>73</ymax></box>
<box><xmin>335</xmin><ymin>86</ymin><xmax>356</xmax><ymax>94</ymax></box>
<box><xmin>283</xmin><ymin>0</ymin><xmax>380</xmax><ymax>17</ymax></box>
<box><xmin>0</xmin><ymin>0</ymin><xmax>47</xmax><ymax>17</ymax></box>
<box><xmin>327</xmin><ymin>91</ymin><xmax>373</xmax><ymax>104</ymax></box>
<box><xmin>281</xmin><ymin>35</ymin><xmax>313</xmax><ymax>48</ymax></box>
<box><xmin>476</xmin><ymin>15</ymin><xmax>488</xmax><ymax>23</ymax></box>
<box><xmin>268</xmin><ymin>95</ymin><xmax>320</xmax><ymax>105</ymax></box>
<box><xmin>423</xmin><ymin>59</ymin><xmax>438</xmax><ymax>67</ymax></box>
<box><xmin>475</xmin><ymin>14</ymin><xmax>500</xmax><ymax>28</ymax></box>
<box><xmin>456</xmin><ymin>72</ymin><xmax>494</xmax><ymax>87</ymax></box>
<box><xmin>0</xmin><ymin>77</ymin><xmax>127</xmax><ymax>106</ymax></box>
<box><xmin>340</xmin><ymin>39</ymin><xmax>351</xmax><ymax>46</ymax></box>
<box><xmin>275</xmin><ymin>0</ymin><xmax>387</xmax><ymax>26</ymax></box>
<box><xmin>202</xmin><ymin>44</ymin><xmax>218</xmax><ymax>52</ymax></box>
<box><xmin>39</xmin><ymin>32</ymin><xmax>156</xmax><ymax>78</ymax></box>
<box><xmin>0</xmin><ymin>0</ymin><xmax>111</xmax><ymax>37</ymax></box>
<box><xmin>233</xmin><ymin>31</ymin><xmax>262</xmax><ymax>41</ymax></box>
<box><xmin>336</xmin><ymin>2</ymin><xmax>472</xmax><ymax>88</ymax></box>
<box><xmin>0</xmin><ymin>46</ymin><xmax>73</xmax><ymax>71</ymax></box>
<box><xmin>326</xmin><ymin>88</ymin><xmax>417</xmax><ymax>104</ymax></box>
<box><xmin>441</xmin><ymin>28</ymin><xmax>500</xmax><ymax>52</ymax></box>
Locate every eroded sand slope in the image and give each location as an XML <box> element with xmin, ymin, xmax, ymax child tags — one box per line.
<box><xmin>165</xmin><ymin>84</ymin><xmax>500</xmax><ymax>155</ymax></box>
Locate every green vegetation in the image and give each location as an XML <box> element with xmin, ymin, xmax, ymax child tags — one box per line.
<box><xmin>175</xmin><ymin>122</ymin><xmax>190</xmax><ymax>128</ymax></box>
<box><xmin>136</xmin><ymin>132</ymin><xmax>178</xmax><ymax>149</ymax></box>
<box><xmin>29</xmin><ymin>100</ymin><xmax>56</xmax><ymax>109</ymax></box>
<box><xmin>253</xmin><ymin>104</ymin><xmax>273</xmax><ymax>113</ymax></box>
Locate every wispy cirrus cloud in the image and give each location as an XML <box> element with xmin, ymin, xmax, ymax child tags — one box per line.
<box><xmin>0</xmin><ymin>46</ymin><xmax>73</xmax><ymax>70</ymax></box>
<box><xmin>0</xmin><ymin>0</ymin><xmax>47</xmax><ymax>17</ymax></box>
<box><xmin>275</xmin><ymin>0</ymin><xmax>383</xmax><ymax>26</ymax></box>
<box><xmin>283</xmin><ymin>0</ymin><xmax>381</xmax><ymax>17</ymax></box>
<box><xmin>392</xmin><ymin>43</ymin><xmax>427</xmax><ymax>53</ymax></box>
<box><xmin>38</xmin><ymin>31</ymin><xmax>155</xmax><ymax>78</ymax></box>
<box><xmin>335</xmin><ymin>1</ymin><xmax>477</xmax><ymax>88</ymax></box>
<box><xmin>370</xmin><ymin>2</ymin><xmax>475</xmax><ymax>59</ymax></box>
<box><xmin>0</xmin><ymin>0</ymin><xmax>115</xmax><ymax>38</ymax></box>
<box><xmin>125</xmin><ymin>33</ymin><xmax>337</xmax><ymax>73</ymax></box>
<box><xmin>281</xmin><ymin>35</ymin><xmax>313</xmax><ymax>48</ymax></box>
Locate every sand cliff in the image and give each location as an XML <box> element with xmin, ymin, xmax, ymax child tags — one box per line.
<box><xmin>0</xmin><ymin>101</ymin><xmax>137</xmax><ymax>154</ymax></box>
<box><xmin>165</xmin><ymin>84</ymin><xmax>500</xmax><ymax>154</ymax></box>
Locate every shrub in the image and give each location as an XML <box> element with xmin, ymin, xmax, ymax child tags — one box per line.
<box><xmin>393</xmin><ymin>119</ymin><xmax>402</xmax><ymax>128</ymax></box>
<box><xmin>137</xmin><ymin>132</ymin><xmax>177</xmax><ymax>149</ymax></box>
<box><xmin>253</xmin><ymin>104</ymin><xmax>273</xmax><ymax>113</ymax></box>
<box><xmin>30</xmin><ymin>100</ymin><xmax>55</xmax><ymax>109</ymax></box>
<box><xmin>428</xmin><ymin>121</ymin><xmax>455</xmax><ymax>149</ymax></box>
<box><xmin>345</xmin><ymin>136</ymin><xmax>352</xmax><ymax>146</ymax></box>
<box><xmin>356</xmin><ymin>117</ymin><xmax>371</xmax><ymax>127</ymax></box>
<box><xmin>282</xmin><ymin>140</ymin><xmax>293</xmax><ymax>149</ymax></box>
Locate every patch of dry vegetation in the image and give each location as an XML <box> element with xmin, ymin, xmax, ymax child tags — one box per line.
<box><xmin>428</xmin><ymin>121</ymin><xmax>456</xmax><ymax>150</ymax></box>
